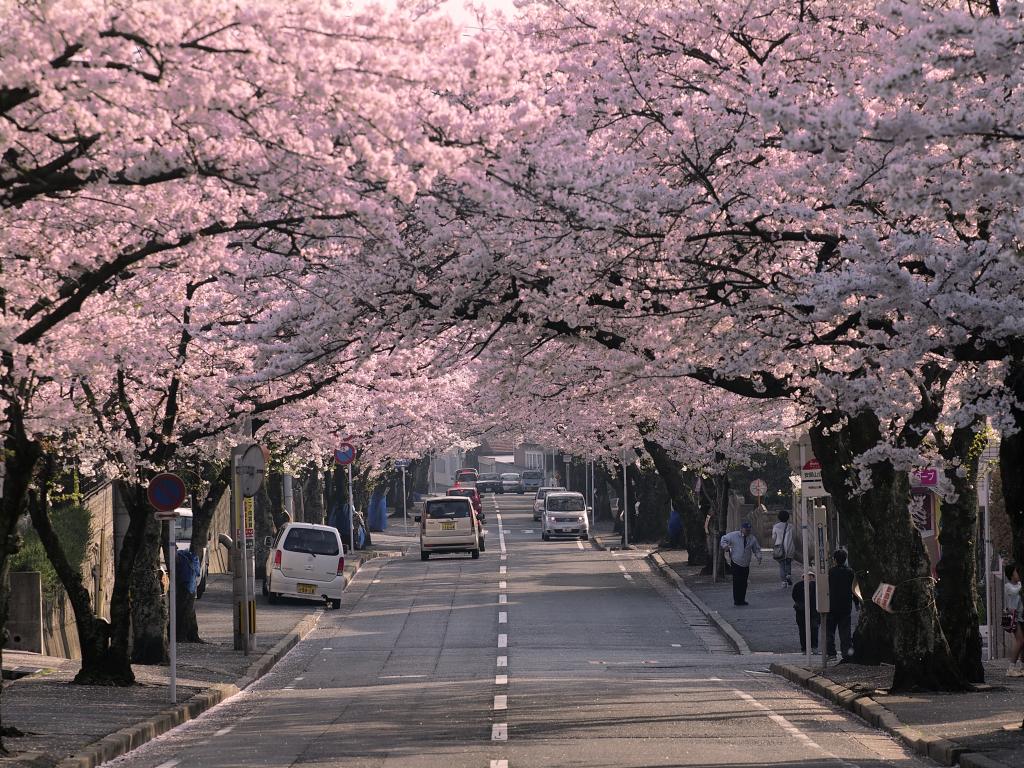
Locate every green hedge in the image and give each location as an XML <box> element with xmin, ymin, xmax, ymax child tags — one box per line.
<box><xmin>11</xmin><ymin>505</ymin><xmax>92</xmax><ymax>602</ymax></box>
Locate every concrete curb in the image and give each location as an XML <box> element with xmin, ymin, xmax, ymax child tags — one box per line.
<box><xmin>771</xmin><ymin>663</ymin><xmax>1016</xmax><ymax>768</ymax></box>
<box><xmin>53</xmin><ymin>550</ymin><xmax>396</xmax><ymax>768</ymax></box>
<box><xmin>646</xmin><ymin>552</ymin><xmax>751</xmax><ymax>656</ymax></box>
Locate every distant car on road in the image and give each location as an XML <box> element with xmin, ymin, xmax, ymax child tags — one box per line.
<box><xmin>446</xmin><ymin>486</ymin><xmax>486</xmax><ymax>551</ymax></box>
<box><xmin>500</xmin><ymin>472</ymin><xmax>524</xmax><ymax>494</ymax></box>
<box><xmin>521</xmin><ymin>469</ymin><xmax>545</xmax><ymax>492</ymax></box>
<box><xmin>476</xmin><ymin>472</ymin><xmax>503</xmax><ymax>494</ymax></box>
<box><xmin>455</xmin><ymin>468</ymin><xmax>479</xmax><ymax>485</ymax></box>
<box><xmin>262</xmin><ymin>522</ymin><xmax>346</xmax><ymax>608</ymax></box>
<box><xmin>541</xmin><ymin>492</ymin><xmax>590</xmax><ymax>541</ymax></box>
<box><xmin>533</xmin><ymin>486</ymin><xmax>567</xmax><ymax>521</ymax></box>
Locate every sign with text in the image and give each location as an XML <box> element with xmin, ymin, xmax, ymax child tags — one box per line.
<box><xmin>801</xmin><ymin>459</ymin><xmax>828</xmax><ymax>498</ymax></box>
<box><xmin>911</xmin><ymin>468</ymin><xmax>939</xmax><ymax>487</ymax></box>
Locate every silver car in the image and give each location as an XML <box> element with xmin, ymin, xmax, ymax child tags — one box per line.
<box><xmin>500</xmin><ymin>472</ymin><xmax>524</xmax><ymax>494</ymax></box>
<box><xmin>541</xmin><ymin>492</ymin><xmax>590</xmax><ymax>541</ymax></box>
<box><xmin>533</xmin><ymin>486</ymin><xmax>567</xmax><ymax>521</ymax></box>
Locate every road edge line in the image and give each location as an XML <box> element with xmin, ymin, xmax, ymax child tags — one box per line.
<box><xmin>54</xmin><ymin>551</ymin><xmax>393</xmax><ymax>768</ymax></box>
<box><xmin>770</xmin><ymin>662</ymin><xmax>1015</xmax><ymax>768</ymax></box>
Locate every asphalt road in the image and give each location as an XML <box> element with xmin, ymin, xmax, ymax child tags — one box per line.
<box><xmin>105</xmin><ymin>493</ymin><xmax>931</xmax><ymax>768</ymax></box>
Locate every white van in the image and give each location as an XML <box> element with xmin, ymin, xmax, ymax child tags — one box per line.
<box><xmin>262</xmin><ymin>522</ymin><xmax>346</xmax><ymax>608</ymax></box>
<box><xmin>541</xmin><ymin>492</ymin><xmax>590</xmax><ymax>541</ymax></box>
<box><xmin>416</xmin><ymin>496</ymin><xmax>480</xmax><ymax>560</ymax></box>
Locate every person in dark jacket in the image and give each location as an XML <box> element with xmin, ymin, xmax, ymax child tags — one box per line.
<box><xmin>826</xmin><ymin>549</ymin><xmax>860</xmax><ymax>660</ymax></box>
<box><xmin>793</xmin><ymin>573</ymin><xmax>819</xmax><ymax>653</ymax></box>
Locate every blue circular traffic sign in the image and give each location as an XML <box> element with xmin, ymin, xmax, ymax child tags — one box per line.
<box><xmin>147</xmin><ymin>473</ymin><xmax>187</xmax><ymax>512</ymax></box>
<box><xmin>334</xmin><ymin>443</ymin><xmax>356</xmax><ymax>466</ymax></box>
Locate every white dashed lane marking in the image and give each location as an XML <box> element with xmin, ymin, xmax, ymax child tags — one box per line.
<box><xmin>499</xmin><ymin>594</ymin><xmax>507</xmax><ymax>604</ymax></box>
<box><xmin>494</xmin><ymin>694</ymin><xmax>508</xmax><ymax>711</ymax></box>
<box><xmin>492</xmin><ymin>723</ymin><xmax>508</xmax><ymax>741</ymax></box>
<box><xmin>499</xmin><ymin>581</ymin><xmax>507</xmax><ymax>589</ymax></box>
<box><xmin>498</xmin><ymin>612</ymin><xmax>507</xmax><ymax>623</ymax></box>
<box><xmin>498</xmin><ymin>634</ymin><xmax>508</xmax><ymax>648</ymax></box>
<box><xmin>497</xmin><ymin>656</ymin><xmax>507</xmax><ymax>667</ymax></box>
<box><xmin>495</xmin><ymin>674</ymin><xmax>508</xmax><ymax>685</ymax></box>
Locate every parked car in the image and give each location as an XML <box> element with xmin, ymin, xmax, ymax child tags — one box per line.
<box><xmin>262</xmin><ymin>522</ymin><xmax>346</xmax><ymax>608</ymax></box>
<box><xmin>500</xmin><ymin>472</ymin><xmax>524</xmax><ymax>494</ymax></box>
<box><xmin>455</xmin><ymin>468</ymin><xmax>479</xmax><ymax>485</ymax></box>
<box><xmin>522</xmin><ymin>469</ymin><xmax>545</xmax><ymax>492</ymax></box>
<box><xmin>416</xmin><ymin>496</ymin><xmax>481</xmax><ymax>560</ymax></box>
<box><xmin>173</xmin><ymin>508</ymin><xmax>210</xmax><ymax>598</ymax></box>
<box><xmin>532</xmin><ymin>486</ymin><xmax>567</xmax><ymax>521</ymax></box>
<box><xmin>541</xmin><ymin>492</ymin><xmax>590</xmax><ymax>541</ymax></box>
<box><xmin>476</xmin><ymin>472</ymin><xmax>503</xmax><ymax>494</ymax></box>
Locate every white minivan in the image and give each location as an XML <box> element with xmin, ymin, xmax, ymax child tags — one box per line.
<box><xmin>541</xmin><ymin>492</ymin><xmax>590</xmax><ymax>541</ymax></box>
<box><xmin>263</xmin><ymin>523</ymin><xmax>346</xmax><ymax>608</ymax></box>
<box><xmin>416</xmin><ymin>496</ymin><xmax>480</xmax><ymax>560</ymax></box>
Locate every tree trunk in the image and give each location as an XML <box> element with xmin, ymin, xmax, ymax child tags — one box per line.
<box><xmin>1001</xmin><ymin>356</ymin><xmax>1024</xmax><ymax>567</ymax></box>
<box><xmin>643</xmin><ymin>438</ymin><xmax>709</xmax><ymax>564</ymax></box>
<box><xmin>811</xmin><ymin>410</ymin><xmax>966</xmax><ymax>691</ymax></box>
<box><xmin>302</xmin><ymin>464</ymin><xmax>326</xmax><ymax>526</ymax></box>
<box><xmin>179</xmin><ymin>464</ymin><xmax>230</xmax><ymax>643</ymax></box>
<box><xmin>594</xmin><ymin>463</ymin><xmax>613</xmax><ymax>523</ymax></box>
<box><xmin>412</xmin><ymin>457</ymin><xmax>430</xmax><ymax>497</ymax></box>
<box><xmin>934</xmin><ymin>419</ymin><xmax>985</xmax><ymax>684</ymax></box>
<box><xmin>0</xmin><ymin>411</ymin><xmax>42</xmax><ymax>753</ymax></box>
<box><xmin>130</xmin><ymin>511</ymin><xmax>168</xmax><ymax>665</ymax></box>
<box><xmin>254</xmin><ymin>480</ymin><xmax>275</xmax><ymax>580</ymax></box>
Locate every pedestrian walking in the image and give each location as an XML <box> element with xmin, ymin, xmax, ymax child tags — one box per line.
<box><xmin>1004</xmin><ymin>562</ymin><xmax>1023</xmax><ymax>677</ymax></box>
<box><xmin>720</xmin><ymin>521</ymin><xmax>761</xmax><ymax>606</ymax></box>
<box><xmin>826</xmin><ymin>549</ymin><xmax>860</xmax><ymax>661</ymax></box>
<box><xmin>792</xmin><ymin>572</ymin><xmax>820</xmax><ymax>653</ymax></box>
<box><xmin>771</xmin><ymin>510</ymin><xmax>796</xmax><ymax>587</ymax></box>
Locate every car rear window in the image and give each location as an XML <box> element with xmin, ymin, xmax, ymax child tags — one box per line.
<box><xmin>479</xmin><ymin>473</ymin><xmax>498</xmax><ymax>480</ymax></box>
<box><xmin>547</xmin><ymin>496</ymin><xmax>585</xmax><ymax>512</ymax></box>
<box><xmin>426</xmin><ymin>500</ymin><xmax>471</xmax><ymax>519</ymax></box>
<box><xmin>447</xmin><ymin>489</ymin><xmax>474</xmax><ymax>498</ymax></box>
<box><xmin>283</xmin><ymin>527</ymin><xmax>340</xmax><ymax>556</ymax></box>
<box><xmin>522</xmin><ymin>470</ymin><xmax>543</xmax><ymax>479</ymax></box>
<box><xmin>501</xmin><ymin>473</ymin><xmax>520</xmax><ymax>480</ymax></box>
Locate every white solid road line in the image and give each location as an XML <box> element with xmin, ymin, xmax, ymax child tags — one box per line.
<box><xmin>523</xmin><ymin>529</ymin><xmax>534</xmax><ymax>533</ymax></box>
<box><xmin>214</xmin><ymin>726</ymin><xmax>234</xmax><ymax>737</ymax></box>
<box><xmin>497</xmin><ymin>655</ymin><xmax>507</xmax><ymax>667</ymax></box>
<box><xmin>498</xmin><ymin>611</ymin><xmax>507</xmax><ymax>623</ymax></box>
<box><xmin>155</xmin><ymin>761</ymin><xmax>181</xmax><ymax>768</ymax></box>
<box><xmin>493</xmin><ymin>694</ymin><xmax>508</xmax><ymax>711</ymax></box>
<box><xmin>624</xmin><ymin>574</ymin><xmax>633</xmax><ymax>580</ymax></box>
<box><xmin>491</xmin><ymin>760</ymin><xmax>509</xmax><ymax>768</ymax></box>
<box><xmin>498</xmin><ymin>634</ymin><xmax>508</xmax><ymax>648</ymax></box>
<box><xmin>732</xmin><ymin>690</ymin><xmax>858</xmax><ymax>768</ymax></box>
<box><xmin>492</xmin><ymin>723</ymin><xmax>508</xmax><ymax>741</ymax></box>
<box><xmin>577</xmin><ymin>540</ymin><xmax>584</xmax><ymax>549</ymax></box>
<box><xmin>617</xmin><ymin>564</ymin><xmax>626</xmax><ymax>571</ymax></box>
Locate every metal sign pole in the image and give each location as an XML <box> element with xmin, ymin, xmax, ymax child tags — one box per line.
<box><xmin>401</xmin><ymin>466</ymin><xmax>408</xmax><ymax>532</ymax></box>
<box><xmin>347</xmin><ymin>462</ymin><xmax>355</xmax><ymax>553</ymax></box>
<box><xmin>622</xmin><ymin>450</ymin><xmax>629</xmax><ymax>548</ymax></box>
<box><xmin>239</xmin><ymin>473</ymin><xmax>251</xmax><ymax>655</ymax></box>
<box><xmin>168</xmin><ymin>520</ymin><xmax>177</xmax><ymax>704</ymax></box>
<box><xmin>800</xmin><ymin>445</ymin><xmax>812</xmax><ymax>667</ymax></box>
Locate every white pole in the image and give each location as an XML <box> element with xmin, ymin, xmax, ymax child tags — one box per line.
<box><xmin>800</xmin><ymin>444</ymin><xmax>812</xmax><ymax>666</ymax></box>
<box><xmin>983</xmin><ymin>467</ymin><xmax>994</xmax><ymax>660</ymax></box>
<box><xmin>282</xmin><ymin>474</ymin><xmax>294</xmax><ymax>520</ymax></box>
<box><xmin>622</xmin><ymin>450</ymin><xmax>629</xmax><ymax>548</ymax></box>
<box><xmin>168</xmin><ymin>521</ymin><xmax>177</xmax><ymax>704</ymax></box>
<box><xmin>347</xmin><ymin>462</ymin><xmax>355</xmax><ymax>553</ymax></box>
<box><xmin>401</xmin><ymin>466</ymin><xmax>408</xmax><ymax>533</ymax></box>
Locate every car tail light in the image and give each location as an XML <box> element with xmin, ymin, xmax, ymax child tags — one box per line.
<box><xmin>273</xmin><ymin>550</ymin><xmax>282</xmax><ymax>569</ymax></box>
<box><xmin>337</xmin><ymin>556</ymin><xmax>345</xmax><ymax>575</ymax></box>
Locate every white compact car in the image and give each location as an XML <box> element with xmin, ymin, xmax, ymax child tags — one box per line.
<box><xmin>532</xmin><ymin>486</ymin><xmax>567</xmax><ymax>521</ymax></box>
<box><xmin>541</xmin><ymin>492</ymin><xmax>590</xmax><ymax>541</ymax></box>
<box><xmin>263</xmin><ymin>523</ymin><xmax>346</xmax><ymax>608</ymax></box>
<box><xmin>416</xmin><ymin>496</ymin><xmax>480</xmax><ymax>560</ymax></box>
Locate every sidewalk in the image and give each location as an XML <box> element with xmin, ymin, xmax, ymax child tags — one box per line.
<box><xmin>654</xmin><ymin>547</ymin><xmax>1024</xmax><ymax>768</ymax></box>
<box><xmin>1</xmin><ymin>544</ymin><xmax>404</xmax><ymax>768</ymax></box>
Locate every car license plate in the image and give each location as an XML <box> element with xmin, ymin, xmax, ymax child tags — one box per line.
<box><xmin>297</xmin><ymin>583</ymin><xmax>315</xmax><ymax>594</ymax></box>
<box><xmin>441</xmin><ymin>522</ymin><xmax>456</xmax><ymax>530</ymax></box>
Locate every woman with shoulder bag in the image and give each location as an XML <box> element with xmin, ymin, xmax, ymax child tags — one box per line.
<box><xmin>1004</xmin><ymin>562</ymin><xmax>1023</xmax><ymax>677</ymax></box>
<box><xmin>772</xmin><ymin>510</ymin><xmax>796</xmax><ymax>588</ymax></box>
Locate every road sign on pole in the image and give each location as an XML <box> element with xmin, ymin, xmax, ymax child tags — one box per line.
<box><xmin>749</xmin><ymin>478</ymin><xmax>768</xmax><ymax>498</ymax></box>
<box><xmin>147</xmin><ymin>473</ymin><xmax>187</xmax><ymax>512</ymax></box>
<box><xmin>335</xmin><ymin>443</ymin><xmax>356</xmax><ymax>466</ymax></box>
<box><xmin>801</xmin><ymin>459</ymin><xmax>827</xmax><ymax>498</ymax></box>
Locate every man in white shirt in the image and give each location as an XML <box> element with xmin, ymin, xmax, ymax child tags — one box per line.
<box><xmin>720</xmin><ymin>521</ymin><xmax>762</xmax><ymax>606</ymax></box>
